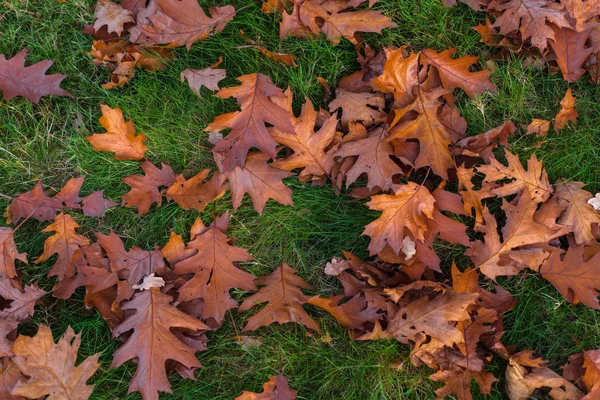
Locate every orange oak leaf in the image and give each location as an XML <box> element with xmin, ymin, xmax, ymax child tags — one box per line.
<box><xmin>554</xmin><ymin>88</ymin><xmax>578</xmax><ymax>132</ymax></box>
<box><xmin>206</xmin><ymin>73</ymin><xmax>295</xmax><ymax>171</ymax></box>
<box><xmin>421</xmin><ymin>48</ymin><xmax>497</xmax><ymax>98</ymax></box>
<box><xmin>129</xmin><ymin>0</ymin><xmax>236</xmax><ymax>50</ymax></box>
<box><xmin>165</xmin><ymin>170</ymin><xmax>225</xmax><ymax>211</ymax></box>
<box><xmin>94</xmin><ymin>0</ymin><xmax>134</xmax><ymax>36</ymax></box>
<box><xmin>111</xmin><ymin>287</ymin><xmax>210</xmax><ymax>400</ymax></box>
<box><xmin>87</xmin><ymin>104</ymin><xmax>147</xmax><ymax>160</ymax></box>
<box><xmin>0</xmin><ymin>49</ymin><xmax>71</xmax><ymax>103</ymax></box>
<box><xmin>239</xmin><ymin>262</ymin><xmax>321</xmax><ymax>332</ymax></box>
<box><xmin>10</xmin><ymin>325</ymin><xmax>100</xmax><ymax>400</ymax></box>
<box><xmin>478</xmin><ymin>149</ymin><xmax>553</xmax><ymax>203</ymax></box>
<box><xmin>386</xmin><ymin>291</ymin><xmax>478</xmax><ymax>350</ymax></box>
<box><xmin>235</xmin><ymin>375</ymin><xmax>298</xmax><ymax>400</ymax></box>
<box><xmin>457</xmin><ymin>165</ymin><xmax>490</xmax><ymax>224</ymax></box>
<box><xmin>288</xmin><ymin>0</ymin><xmax>396</xmax><ymax>45</ymax></box>
<box><xmin>334</xmin><ymin>124</ymin><xmax>403</xmax><ymax>191</ymax></box>
<box><xmin>388</xmin><ymin>86</ymin><xmax>467</xmax><ymax>179</ymax></box>
<box><xmin>171</xmin><ymin>213</ymin><xmax>255</xmax><ymax>324</ymax></box>
<box><xmin>307</xmin><ymin>294</ymin><xmax>380</xmax><ymax>330</ymax></box>
<box><xmin>473</xmin><ymin>16</ymin><xmax>499</xmax><ymax>45</ymax></box>
<box><xmin>527</xmin><ymin>119</ymin><xmax>551</xmax><ymax>137</ymax></box>
<box><xmin>0</xmin><ymin>228</ymin><xmax>27</xmax><ymax>280</ymax></box>
<box><xmin>218</xmin><ymin>151</ymin><xmax>294</xmax><ymax>214</ymax></box>
<box><xmin>34</xmin><ymin>213</ymin><xmax>90</xmax><ymax>283</ymax></box>
<box><xmin>271</xmin><ymin>99</ymin><xmax>338</xmax><ymax>183</ymax></box>
<box><xmin>328</xmin><ymin>88</ymin><xmax>386</xmax><ymax>129</ymax></box>
<box><xmin>363</xmin><ymin>182</ymin><xmax>436</xmax><ymax>256</ymax></box>
<box><xmin>122</xmin><ymin>161</ymin><xmax>176</xmax><ymax>214</ymax></box>
<box><xmin>372</xmin><ymin>48</ymin><xmax>420</xmax><ymax>107</ymax></box>
<box><xmin>7</xmin><ymin>177</ymin><xmax>114</xmax><ymax>224</ymax></box>
<box><xmin>466</xmin><ymin>193</ymin><xmax>563</xmax><ymax>280</ymax></box>
<box><xmin>540</xmin><ymin>246</ymin><xmax>600</xmax><ymax>309</ymax></box>
<box><xmin>490</xmin><ymin>0</ymin><xmax>572</xmax><ymax>51</ymax></box>
<box><xmin>554</xmin><ymin>179</ymin><xmax>600</xmax><ymax>245</ymax></box>
<box><xmin>562</xmin><ymin>348</ymin><xmax>600</xmax><ymax>397</ymax></box>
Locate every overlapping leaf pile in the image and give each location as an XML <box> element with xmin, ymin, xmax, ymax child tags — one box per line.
<box><xmin>2</xmin><ymin>0</ymin><xmax>600</xmax><ymax>399</ymax></box>
<box><xmin>446</xmin><ymin>0</ymin><xmax>600</xmax><ymax>83</ymax></box>
<box><xmin>84</xmin><ymin>0</ymin><xmax>235</xmax><ymax>89</ymax></box>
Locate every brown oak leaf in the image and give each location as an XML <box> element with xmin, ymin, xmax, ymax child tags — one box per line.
<box><xmin>505</xmin><ymin>350</ymin><xmax>583</xmax><ymax>400</ymax></box>
<box><xmin>478</xmin><ymin>149</ymin><xmax>553</xmax><ymax>203</ymax></box>
<box><xmin>0</xmin><ymin>228</ymin><xmax>27</xmax><ymax>280</ymax></box>
<box><xmin>87</xmin><ymin>104</ymin><xmax>148</xmax><ymax>160</ymax></box>
<box><xmin>540</xmin><ymin>246</ymin><xmax>600</xmax><ymax>309</ymax></box>
<box><xmin>421</xmin><ymin>48</ymin><xmax>497</xmax><ymax>98</ymax></box>
<box><xmin>328</xmin><ymin>88</ymin><xmax>386</xmax><ymax>129</ymax></box>
<box><xmin>0</xmin><ymin>360</ymin><xmax>25</xmax><ymax>400</ymax></box>
<box><xmin>430</xmin><ymin>368</ymin><xmax>497</xmax><ymax>400</ymax></box>
<box><xmin>165</xmin><ymin>170</ymin><xmax>225</xmax><ymax>211</ymax></box>
<box><xmin>284</xmin><ymin>0</ymin><xmax>396</xmax><ymax>45</ymax></box>
<box><xmin>111</xmin><ymin>287</ymin><xmax>210</xmax><ymax>400</ymax></box>
<box><xmin>527</xmin><ymin>119</ymin><xmax>551</xmax><ymax>137</ymax></box>
<box><xmin>549</xmin><ymin>27</ymin><xmax>595</xmax><ymax>83</ymax></box>
<box><xmin>235</xmin><ymin>375</ymin><xmax>297</xmax><ymax>400</ymax></box>
<box><xmin>307</xmin><ymin>294</ymin><xmax>380</xmax><ymax>330</ymax></box>
<box><xmin>386</xmin><ymin>291</ymin><xmax>478</xmax><ymax>350</ymax></box>
<box><xmin>129</xmin><ymin>0</ymin><xmax>236</xmax><ymax>50</ymax></box>
<box><xmin>7</xmin><ymin>177</ymin><xmax>114</xmax><ymax>224</ymax></box>
<box><xmin>388</xmin><ymin>86</ymin><xmax>467</xmax><ymax>179</ymax></box>
<box><xmin>34</xmin><ymin>213</ymin><xmax>90</xmax><ymax>283</ymax></box>
<box><xmin>466</xmin><ymin>193</ymin><xmax>563</xmax><ymax>280</ymax></box>
<box><xmin>122</xmin><ymin>161</ymin><xmax>177</xmax><ymax>214</ymax></box>
<box><xmin>490</xmin><ymin>0</ymin><xmax>572</xmax><ymax>51</ymax></box>
<box><xmin>239</xmin><ymin>262</ymin><xmax>321</xmax><ymax>332</ymax></box>
<box><xmin>334</xmin><ymin>124</ymin><xmax>403</xmax><ymax>191</ymax></box>
<box><xmin>554</xmin><ymin>179</ymin><xmax>600</xmax><ymax>245</ymax></box>
<box><xmin>94</xmin><ymin>0</ymin><xmax>134</xmax><ymax>36</ymax></box>
<box><xmin>171</xmin><ymin>213</ymin><xmax>255</xmax><ymax>324</ymax></box>
<box><xmin>554</xmin><ymin>88</ymin><xmax>578</xmax><ymax>132</ymax></box>
<box><xmin>218</xmin><ymin>151</ymin><xmax>294</xmax><ymax>214</ymax></box>
<box><xmin>372</xmin><ymin>48</ymin><xmax>420</xmax><ymax>107</ymax></box>
<box><xmin>206</xmin><ymin>73</ymin><xmax>295</xmax><ymax>171</ymax></box>
<box><xmin>271</xmin><ymin>99</ymin><xmax>338</xmax><ymax>183</ymax></box>
<box><xmin>11</xmin><ymin>325</ymin><xmax>100</xmax><ymax>400</ymax></box>
<box><xmin>363</xmin><ymin>182</ymin><xmax>436</xmax><ymax>256</ymax></box>
<box><xmin>0</xmin><ymin>49</ymin><xmax>71</xmax><ymax>103</ymax></box>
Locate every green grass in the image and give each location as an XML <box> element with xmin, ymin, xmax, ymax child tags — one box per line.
<box><xmin>1</xmin><ymin>0</ymin><xmax>600</xmax><ymax>398</ymax></box>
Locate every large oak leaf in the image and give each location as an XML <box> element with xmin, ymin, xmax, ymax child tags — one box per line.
<box><xmin>554</xmin><ymin>179</ymin><xmax>600</xmax><ymax>245</ymax></box>
<box><xmin>111</xmin><ymin>287</ymin><xmax>209</xmax><ymax>400</ymax></box>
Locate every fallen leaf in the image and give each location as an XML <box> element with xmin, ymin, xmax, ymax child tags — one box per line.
<box><xmin>122</xmin><ymin>161</ymin><xmax>177</xmax><ymax>214</ymax></box>
<box><xmin>181</xmin><ymin>58</ymin><xmax>226</xmax><ymax>96</ymax></box>
<box><xmin>235</xmin><ymin>375</ymin><xmax>297</xmax><ymax>400</ymax></box>
<box><xmin>94</xmin><ymin>0</ymin><xmax>134</xmax><ymax>36</ymax></box>
<box><xmin>165</xmin><ymin>170</ymin><xmax>225</xmax><ymax>211</ymax></box>
<box><xmin>11</xmin><ymin>325</ymin><xmax>100</xmax><ymax>400</ymax></box>
<box><xmin>554</xmin><ymin>88</ymin><xmax>578</xmax><ymax>132</ymax></box>
<box><xmin>87</xmin><ymin>104</ymin><xmax>148</xmax><ymax>160</ymax></box>
<box><xmin>554</xmin><ymin>179</ymin><xmax>600</xmax><ymax>245</ymax></box>
<box><xmin>0</xmin><ymin>228</ymin><xmax>27</xmax><ymax>280</ymax></box>
<box><xmin>0</xmin><ymin>48</ymin><xmax>71</xmax><ymax>103</ymax></box>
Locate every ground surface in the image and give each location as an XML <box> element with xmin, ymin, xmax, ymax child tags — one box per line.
<box><xmin>1</xmin><ymin>0</ymin><xmax>600</xmax><ymax>398</ymax></box>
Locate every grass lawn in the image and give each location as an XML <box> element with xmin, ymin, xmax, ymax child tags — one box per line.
<box><xmin>1</xmin><ymin>0</ymin><xmax>600</xmax><ymax>398</ymax></box>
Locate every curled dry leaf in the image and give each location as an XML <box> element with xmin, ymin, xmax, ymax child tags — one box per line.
<box><xmin>0</xmin><ymin>48</ymin><xmax>71</xmax><ymax>103</ymax></box>
<box><xmin>554</xmin><ymin>88</ymin><xmax>578</xmax><ymax>132</ymax></box>
<box><xmin>527</xmin><ymin>119</ymin><xmax>551</xmax><ymax>137</ymax></box>
<box><xmin>11</xmin><ymin>325</ymin><xmax>100</xmax><ymax>400</ymax></box>
<box><xmin>131</xmin><ymin>273</ymin><xmax>165</xmax><ymax>290</ymax></box>
<box><xmin>87</xmin><ymin>104</ymin><xmax>147</xmax><ymax>160</ymax></box>
<box><xmin>0</xmin><ymin>228</ymin><xmax>27</xmax><ymax>280</ymax></box>
<box><xmin>235</xmin><ymin>374</ymin><xmax>297</xmax><ymax>400</ymax></box>
<box><xmin>239</xmin><ymin>263</ymin><xmax>321</xmax><ymax>332</ymax></box>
